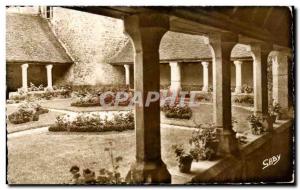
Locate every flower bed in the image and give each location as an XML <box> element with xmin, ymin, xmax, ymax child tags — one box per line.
<box><xmin>70</xmin><ymin>92</ymin><xmax>132</xmax><ymax>107</ymax></box>
<box><xmin>161</xmin><ymin>104</ymin><xmax>192</xmax><ymax>119</ymax></box>
<box><xmin>48</xmin><ymin>111</ymin><xmax>134</xmax><ymax>132</ymax></box>
<box><xmin>233</xmin><ymin>94</ymin><xmax>254</xmax><ymax>106</ymax></box>
<box><xmin>8</xmin><ymin>86</ymin><xmax>72</xmax><ymax>103</ymax></box>
<box><xmin>195</xmin><ymin>92</ymin><xmax>212</xmax><ymax>102</ymax></box>
<box><xmin>8</xmin><ymin>102</ymin><xmax>49</xmax><ymax>124</ymax></box>
<box><xmin>70</xmin><ymin>95</ymin><xmax>100</xmax><ymax>107</ymax></box>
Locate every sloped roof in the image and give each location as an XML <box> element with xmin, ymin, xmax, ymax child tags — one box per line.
<box><xmin>6</xmin><ymin>13</ymin><xmax>72</xmax><ymax>64</ymax></box>
<box><xmin>110</xmin><ymin>31</ymin><xmax>251</xmax><ymax>64</ymax></box>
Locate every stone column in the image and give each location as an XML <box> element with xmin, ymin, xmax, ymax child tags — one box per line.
<box><xmin>234</xmin><ymin>60</ymin><xmax>243</xmax><ymax>94</ymax></box>
<box><xmin>272</xmin><ymin>51</ymin><xmax>289</xmax><ymax>117</ymax></box>
<box><xmin>248</xmin><ymin>44</ymin><xmax>271</xmax><ymax>117</ymax></box>
<box><xmin>46</xmin><ymin>64</ymin><xmax>53</xmax><ymax>90</ymax></box>
<box><xmin>124</xmin><ymin>64</ymin><xmax>130</xmax><ymax>86</ymax></box>
<box><xmin>21</xmin><ymin>64</ymin><xmax>29</xmax><ymax>92</ymax></box>
<box><xmin>169</xmin><ymin>61</ymin><xmax>181</xmax><ymax>93</ymax></box>
<box><xmin>204</xmin><ymin>33</ymin><xmax>239</xmax><ymax>156</ymax></box>
<box><xmin>201</xmin><ymin>61</ymin><xmax>209</xmax><ymax>92</ymax></box>
<box><xmin>123</xmin><ymin>13</ymin><xmax>171</xmax><ymax>183</ymax></box>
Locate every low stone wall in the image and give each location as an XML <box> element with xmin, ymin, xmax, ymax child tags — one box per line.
<box><xmin>171</xmin><ymin>119</ymin><xmax>294</xmax><ymax>184</ymax></box>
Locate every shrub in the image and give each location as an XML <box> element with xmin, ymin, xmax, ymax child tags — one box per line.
<box><xmin>9</xmin><ymin>86</ymin><xmax>72</xmax><ymax>103</ymax></box>
<box><xmin>272</xmin><ymin>103</ymin><xmax>281</xmax><ymax>114</ymax></box>
<box><xmin>242</xmin><ymin>84</ymin><xmax>253</xmax><ymax>93</ymax></box>
<box><xmin>28</xmin><ymin>82</ymin><xmax>44</xmax><ymax>91</ymax></box>
<box><xmin>71</xmin><ymin>91</ymin><xmax>132</xmax><ymax>107</ymax></box>
<box><xmin>189</xmin><ymin>125</ymin><xmax>219</xmax><ymax>161</ymax></box>
<box><xmin>161</xmin><ymin>104</ymin><xmax>192</xmax><ymax>119</ymax></box>
<box><xmin>172</xmin><ymin>144</ymin><xmax>193</xmax><ymax>173</ymax></box>
<box><xmin>49</xmin><ymin>111</ymin><xmax>134</xmax><ymax>132</ymax></box>
<box><xmin>8</xmin><ymin>108</ymin><xmax>36</xmax><ymax>124</ymax></box>
<box><xmin>71</xmin><ymin>95</ymin><xmax>100</xmax><ymax>107</ymax></box>
<box><xmin>9</xmin><ymin>94</ymin><xmax>26</xmax><ymax>102</ymax></box>
<box><xmin>247</xmin><ymin>114</ymin><xmax>263</xmax><ymax>135</ymax></box>
<box><xmin>233</xmin><ymin>95</ymin><xmax>254</xmax><ymax>105</ymax></box>
<box><xmin>8</xmin><ymin>102</ymin><xmax>49</xmax><ymax>124</ymax></box>
<box><xmin>195</xmin><ymin>93</ymin><xmax>212</xmax><ymax>102</ymax></box>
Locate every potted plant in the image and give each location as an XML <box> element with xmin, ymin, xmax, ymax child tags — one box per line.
<box><xmin>268</xmin><ymin>108</ymin><xmax>277</xmax><ymax>123</ymax></box>
<box><xmin>189</xmin><ymin>125</ymin><xmax>219</xmax><ymax>161</ymax></box>
<box><xmin>273</xmin><ymin>103</ymin><xmax>282</xmax><ymax>120</ymax></box>
<box><xmin>172</xmin><ymin>144</ymin><xmax>193</xmax><ymax>173</ymax></box>
<box><xmin>247</xmin><ymin>114</ymin><xmax>263</xmax><ymax>135</ymax></box>
<box><xmin>242</xmin><ymin>84</ymin><xmax>253</xmax><ymax>94</ymax></box>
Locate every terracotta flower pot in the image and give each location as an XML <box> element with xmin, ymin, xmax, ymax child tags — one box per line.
<box><xmin>251</xmin><ymin>126</ymin><xmax>263</xmax><ymax>135</ymax></box>
<box><xmin>178</xmin><ymin>156</ymin><xmax>193</xmax><ymax>173</ymax></box>
<box><xmin>275</xmin><ymin>113</ymin><xmax>282</xmax><ymax>121</ymax></box>
<box><xmin>271</xmin><ymin>115</ymin><xmax>276</xmax><ymax>123</ymax></box>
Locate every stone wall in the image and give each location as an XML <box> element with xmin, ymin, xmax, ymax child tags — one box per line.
<box><xmin>190</xmin><ymin>121</ymin><xmax>294</xmax><ymax>183</ymax></box>
<box><xmin>50</xmin><ymin>7</ymin><xmax>128</xmax><ymax>86</ymax></box>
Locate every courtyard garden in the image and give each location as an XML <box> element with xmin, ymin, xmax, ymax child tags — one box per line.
<box><xmin>6</xmin><ymin>93</ymin><xmax>264</xmax><ymax>184</ymax></box>
<box><xmin>7</xmin><ymin>86</ymin><xmax>284</xmax><ymax>184</ymax></box>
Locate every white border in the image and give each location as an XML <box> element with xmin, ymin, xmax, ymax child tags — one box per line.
<box><xmin>1</xmin><ymin>1</ymin><xmax>298</xmax><ymax>190</ymax></box>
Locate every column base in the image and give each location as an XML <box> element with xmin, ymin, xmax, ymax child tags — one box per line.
<box><xmin>202</xmin><ymin>86</ymin><xmax>209</xmax><ymax>92</ymax></box>
<box><xmin>216</xmin><ymin>127</ymin><xmax>239</xmax><ymax>157</ymax></box>
<box><xmin>19</xmin><ymin>87</ymin><xmax>28</xmax><ymax>93</ymax></box>
<box><xmin>45</xmin><ymin>87</ymin><xmax>53</xmax><ymax>91</ymax></box>
<box><xmin>169</xmin><ymin>85</ymin><xmax>181</xmax><ymax>93</ymax></box>
<box><xmin>125</xmin><ymin>160</ymin><xmax>171</xmax><ymax>184</ymax></box>
<box><xmin>234</xmin><ymin>86</ymin><xmax>242</xmax><ymax>94</ymax></box>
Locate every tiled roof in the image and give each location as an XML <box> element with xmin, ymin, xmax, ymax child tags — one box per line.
<box><xmin>6</xmin><ymin>13</ymin><xmax>72</xmax><ymax>64</ymax></box>
<box><xmin>110</xmin><ymin>31</ymin><xmax>251</xmax><ymax>64</ymax></box>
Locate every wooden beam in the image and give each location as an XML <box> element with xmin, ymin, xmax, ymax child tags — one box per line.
<box><xmin>262</xmin><ymin>7</ymin><xmax>273</xmax><ymax>28</ymax></box>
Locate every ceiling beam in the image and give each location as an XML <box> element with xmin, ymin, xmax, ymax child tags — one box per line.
<box><xmin>262</xmin><ymin>7</ymin><xmax>273</xmax><ymax>28</ymax></box>
<box><xmin>60</xmin><ymin>6</ymin><xmax>291</xmax><ymax>48</ymax></box>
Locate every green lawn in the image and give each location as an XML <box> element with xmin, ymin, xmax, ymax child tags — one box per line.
<box><xmin>7</xmin><ymin>100</ymin><xmax>252</xmax><ymax>184</ymax></box>
<box><xmin>7</xmin><ymin>126</ymin><xmax>193</xmax><ymax>184</ymax></box>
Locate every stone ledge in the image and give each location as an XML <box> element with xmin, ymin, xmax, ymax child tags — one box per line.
<box><xmin>170</xmin><ymin>118</ymin><xmax>293</xmax><ymax>184</ymax></box>
<box><xmin>273</xmin><ymin>119</ymin><xmax>292</xmax><ymax>134</ymax></box>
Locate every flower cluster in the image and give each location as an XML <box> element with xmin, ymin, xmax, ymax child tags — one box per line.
<box><xmin>161</xmin><ymin>104</ymin><xmax>192</xmax><ymax>119</ymax></box>
<box><xmin>49</xmin><ymin>111</ymin><xmax>134</xmax><ymax>132</ymax></box>
<box><xmin>69</xmin><ymin>142</ymin><xmax>126</xmax><ymax>184</ymax></box>
<box><xmin>189</xmin><ymin>125</ymin><xmax>219</xmax><ymax>161</ymax></box>
<box><xmin>8</xmin><ymin>102</ymin><xmax>49</xmax><ymax>124</ymax></box>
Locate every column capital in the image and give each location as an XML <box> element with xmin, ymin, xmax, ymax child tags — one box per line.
<box><xmin>233</xmin><ymin>60</ymin><xmax>243</xmax><ymax>66</ymax></box>
<box><xmin>124</xmin><ymin>64</ymin><xmax>130</xmax><ymax>69</ymax></box>
<box><xmin>204</xmin><ymin>32</ymin><xmax>238</xmax><ymax>45</ymax></box>
<box><xmin>272</xmin><ymin>45</ymin><xmax>292</xmax><ymax>56</ymax></box>
<box><xmin>271</xmin><ymin>50</ymin><xmax>291</xmax><ymax>59</ymax></box>
<box><xmin>169</xmin><ymin>61</ymin><xmax>179</xmax><ymax>67</ymax></box>
<box><xmin>246</xmin><ymin>43</ymin><xmax>273</xmax><ymax>55</ymax></box>
<box><xmin>46</xmin><ymin>64</ymin><xmax>53</xmax><ymax>69</ymax></box>
<box><xmin>124</xmin><ymin>13</ymin><xmax>169</xmax><ymax>52</ymax></box>
<box><xmin>204</xmin><ymin>33</ymin><xmax>238</xmax><ymax>62</ymax></box>
<box><xmin>21</xmin><ymin>63</ymin><xmax>29</xmax><ymax>69</ymax></box>
<box><xmin>201</xmin><ymin>61</ymin><xmax>209</xmax><ymax>67</ymax></box>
